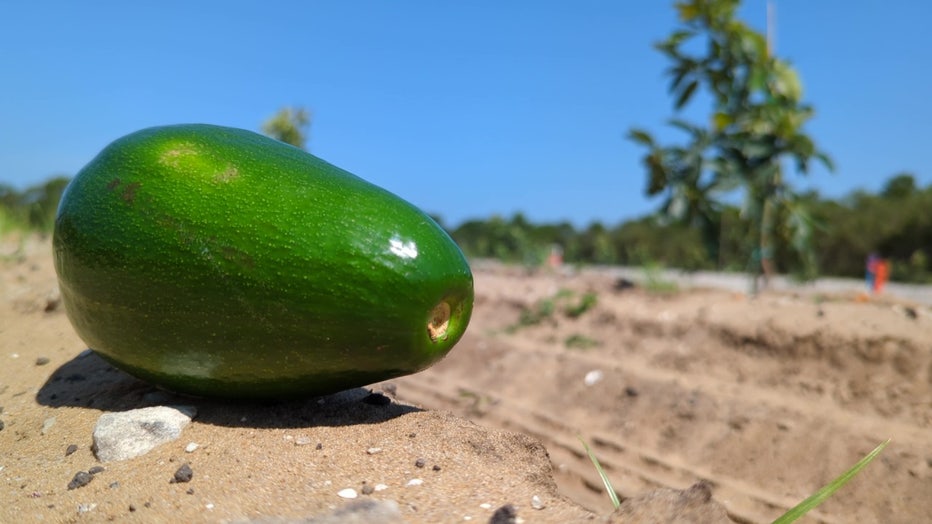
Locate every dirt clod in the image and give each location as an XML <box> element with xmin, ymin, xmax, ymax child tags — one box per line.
<box><xmin>170</xmin><ymin>463</ymin><xmax>193</xmax><ymax>484</ymax></box>
<box><xmin>67</xmin><ymin>471</ymin><xmax>93</xmax><ymax>490</ymax></box>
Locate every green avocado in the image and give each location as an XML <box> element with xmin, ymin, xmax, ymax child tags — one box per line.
<box><xmin>53</xmin><ymin>124</ymin><xmax>473</xmax><ymax>399</ymax></box>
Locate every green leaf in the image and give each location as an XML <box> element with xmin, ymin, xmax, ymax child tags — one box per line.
<box><xmin>668</xmin><ymin>118</ymin><xmax>702</xmax><ymax>136</ymax></box>
<box><xmin>771</xmin><ymin>60</ymin><xmax>803</xmax><ymax>101</ymax></box>
<box><xmin>772</xmin><ymin>439</ymin><xmax>890</xmax><ymax>524</ymax></box>
<box><xmin>668</xmin><ymin>61</ymin><xmax>696</xmax><ymax>94</ymax></box>
<box><xmin>627</xmin><ymin>128</ymin><xmax>655</xmax><ymax>147</ymax></box>
<box><xmin>749</xmin><ymin>65</ymin><xmax>769</xmax><ymax>92</ymax></box>
<box><xmin>675</xmin><ymin>1</ymin><xmax>700</xmax><ymax>22</ymax></box>
<box><xmin>645</xmin><ymin>151</ymin><xmax>668</xmax><ymax>195</ymax></box>
<box><xmin>578</xmin><ymin>436</ymin><xmax>620</xmax><ymax>509</ymax></box>
<box><xmin>675</xmin><ymin>79</ymin><xmax>699</xmax><ymax>110</ymax></box>
<box><xmin>815</xmin><ymin>152</ymin><xmax>835</xmax><ymax>172</ymax></box>
<box><xmin>712</xmin><ymin>111</ymin><xmax>732</xmax><ymax>131</ymax></box>
<box><xmin>666</xmin><ymin>29</ymin><xmax>695</xmax><ymax>48</ymax></box>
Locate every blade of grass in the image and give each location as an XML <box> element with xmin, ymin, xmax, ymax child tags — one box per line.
<box><xmin>578</xmin><ymin>436</ymin><xmax>620</xmax><ymax>509</ymax></box>
<box><xmin>772</xmin><ymin>439</ymin><xmax>891</xmax><ymax>524</ymax></box>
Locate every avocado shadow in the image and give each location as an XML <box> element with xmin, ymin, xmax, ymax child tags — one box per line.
<box><xmin>35</xmin><ymin>349</ymin><xmax>421</xmax><ymax>428</ymax></box>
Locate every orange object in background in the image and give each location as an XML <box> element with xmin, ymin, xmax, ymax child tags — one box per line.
<box><xmin>874</xmin><ymin>259</ymin><xmax>889</xmax><ymax>293</ymax></box>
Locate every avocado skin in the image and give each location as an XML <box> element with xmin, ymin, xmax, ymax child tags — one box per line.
<box><xmin>53</xmin><ymin>124</ymin><xmax>473</xmax><ymax>399</ymax></box>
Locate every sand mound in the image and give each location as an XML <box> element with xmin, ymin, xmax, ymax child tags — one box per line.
<box><xmin>390</xmin><ymin>265</ymin><xmax>932</xmax><ymax>523</ymax></box>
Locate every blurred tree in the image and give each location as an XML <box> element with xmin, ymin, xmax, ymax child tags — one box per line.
<box><xmin>881</xmin><ymin>172</ymin><xmax>916</xmax><ymax>199</ymax></box>
<box><xmin>25</xmin><ymin>175</ymin><xmax>71</xmax><ymax>232</ymax></box>
<box><xmin>262</xmin><ymin>106</ymin><xmax>311</xmax><ymax>150</ymax></box>
<box><xmin>0</xmin><ymin>175</ymin><xmax>71</xmax><ymax>236</ymax></box>
<box><xmin>628</xmin><ymin>0</ymin><xmax>833</xmax><ymax>292</ymax></box>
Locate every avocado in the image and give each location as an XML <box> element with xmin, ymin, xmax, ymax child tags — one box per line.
<box><xmin>53</xmin><ymin>124</ymin><xmax>473</xmax><ymax>399</ymax></box>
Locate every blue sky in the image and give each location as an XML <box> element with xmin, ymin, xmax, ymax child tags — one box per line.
<box><xmin>2</xmin><ymin>1</ymin><xmax>930</xmax><ymax>227</ymax></box>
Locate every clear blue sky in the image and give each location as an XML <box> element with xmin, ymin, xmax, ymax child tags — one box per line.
<box><xmin>2</xmin><ymin>1</ymin><xmax>930</xmax><ymax>228</ymax></box>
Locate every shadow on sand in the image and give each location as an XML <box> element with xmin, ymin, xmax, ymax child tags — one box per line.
<box><xmin>35</xmin><ymin>349</ymin><xmax>420</xmax><ymax>429</ymax></box>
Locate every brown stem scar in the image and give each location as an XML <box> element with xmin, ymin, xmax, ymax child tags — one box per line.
<box><xmin>427</xmin><ymin>301</ymin><xmax>451</xmax><ymax>342</ymax></box>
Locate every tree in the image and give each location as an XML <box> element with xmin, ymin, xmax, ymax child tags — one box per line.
<box><xmin>881</xmin><ymin>172</ymin><xmax>916</xmax><ymax>199</ymax></box>
<box><xmin>262</xmin><ymin>106</ymin><xmax>311</xmax><ymax>150</ymax></box>
<box><xmin>628</xmin><ymin>0</ymin><xmax>833</xmax><ymax>291</ymax></box>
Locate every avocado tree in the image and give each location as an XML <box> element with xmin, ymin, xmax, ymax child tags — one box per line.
<box><xmin>628</xmin><ymin>0</ymin><xmax>833</xmax><ymax>292</ymax></box>
<box><xmin>262</xmin><ymin>106</ymin><xmax>311</xmax><ymax>150</ymax></box>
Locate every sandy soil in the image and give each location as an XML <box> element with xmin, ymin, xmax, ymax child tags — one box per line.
<box><xmin>2</xmin><ymin>237</ymin><xmax>930</xmax><ymax>523</ymax></box>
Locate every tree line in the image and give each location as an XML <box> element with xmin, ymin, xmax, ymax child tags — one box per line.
<box><xmin>443</xmin><ymin>172</ymin><xmax>932</xmax><ymax>284</ymax></box>
<box><xmin>2</xmin><ymin>171</ymin><xmax>927</xmax><ymax>282</ymax></box>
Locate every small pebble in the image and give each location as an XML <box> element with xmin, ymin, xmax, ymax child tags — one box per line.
<box><xmin>128</xmin><ymin>505</ymin><xmax>136</xmax><ymax>512</ymax></box>
<box><xmin>77</xmin><ymin>503</ymin><xmax>97</xmax><ymax>513</ymax></box>
<box><xmin>206</xmin><ymin>503</ymin><xmax>214</xmax><ymax>510</ymax></box>
<box><xmin>41</xmin><ymin>417</ymin><xmax>56</xmax><ymax>435</ymax></box>
<box><xmin>531</xmin><ymin>495</ymin><xmax>545</xmax><ymax>510</ymax></box>
<box><xmin>0</xmin><ymin>420</ymin><xmax>4</xmax><ymax>431</ymax></box>
<box><xmin>35</xmin><ymin>357</ymin><xmax>50</xmax><ymax>366</ymax></box>
<box><xmin>584</xmin><ymin>370</ymin><xmax>603</xmax><ymax>386</ymax></box>
<box><xmin>109</xmin><ymin>482</ymin><xmax>120</xmax><ymax>489</ymax></box>
<box><xmin>88</xmin><ymin>466</ymin><xmax>105</xmax><ymax>475</ymax></box>
<box><xmin>170</xmin><ymin>463</ymin><xmax>193</xmax><ymax>484</ymax></box>
<box><xmin>374</xmin><ymin>483</ymin><xmax>388</xmax><ymax>492</ymax></box>
<box><xmin>65</xmin><ymin>444</ymin><xmax>78</xmax><ymax>456</ymax></box>
<box><xmin>185</xmin><ymin>442</ymin><xmax>199</xmax><ymax>453</ymax></box>
<box><xmin>295</xmin><ymin>436</ymin><xmax>312</xmax><ymax>446</ymax></box>
<box><xmin>489</xmin><ymin>504</ymin><xmax>518</xmax><ymax>524</ymax></box>
<box><xmin>432</xmin><ymin>464</ymin><xmax>441</xmax><ymax>471</ymax></box>
<box><xmin>44</xmin><ymin>289</ymin><xmax>61</xmax><ymax>312</ymax></box>
<box><xmin>366</xmin><ymin>447</ymin><xmax>382</xmax><ymax>455</ymax></box>
<box><xmin>406</xmin><ymin>478</ymin><xmax>423</xmax><ymax>486</ymax></box>
<box><xmin>414</xmin><ymin>458</ymin><xmax>426</xmax><ymax>468</ymax></box>
<box><xmin>67</xmin><ymin>471</ymin><xmax>93</xmax><ymax>490</ymax></box>
<box><xmin>337</xmin><ymin>488</ymin><xmax>358</xmax><ymax>499</ymax></box>
<box><xmin>479</xmin><ymin>503</ymin><xmax>492</xmax><ymax>509</ymax></box>
<box><xmin>361</xmin><ymin>484</ymin><xmax>375</xmax><ymax>495</ymax></box>
<box><xmin>315</xmin><ymin>442</ymin><xmax>323</xmax><ymax>450</ymax></box>
<box><xmin>186</xmin><ymin>487</ymin><xmax>195</xmax><ymax>495</ymax></box>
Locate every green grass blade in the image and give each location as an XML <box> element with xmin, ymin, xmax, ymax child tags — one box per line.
<box><xmin>578</xmin><ymin>436</ymin><xmax>621</xmax><ymax>509</ymax></box>
<box><xmin>772</xmin><ymin>439</ymin><xmax>890</xmax><ymax>524</ymax></box>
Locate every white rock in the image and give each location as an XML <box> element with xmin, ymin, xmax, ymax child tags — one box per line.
<box><xmin>584</xmin><ymin>370</ymin><xmax>603</xmax><ymax>386</ymax></box>
<box><xmin>337</xmin><ymin>488</ymin><xmax>358</xmax><ymax>499</ymax></box>
<box><xmin>41</xmin><ymin>417</ymin><xmax>56</xmax><ymax>435</ymax></box>
<box><xmin>531</xmin><ymin>495</ymin><xmax>545</xmax><ymax>509</ymax></box>
<box><xmin>479</xmin><ymin>503</ymin><xmax>492</xmax><ymax>509</ymax></box>
<box><xmin>406</xmin><ymin>478</ymin><xmax>423</xmax><ymax>486</ymax></box>
<box><xmin>374</xmin><ymin>483</ymin><xmax>388</xmax><ymax>491</ymax></box>
<box><xmin>185</xmin><ymin>442</ymin><xmax>199</xmax><ymax>453</ymax></box>
<box><xmin>366</xmin><ymin>447</ymin><xmax>383</xmax><ymax>455</ymax></box>
<box><xmin>93</xmin><ymin>405</ymin><xmax>197</xmax><ymax>462</ymax></box>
